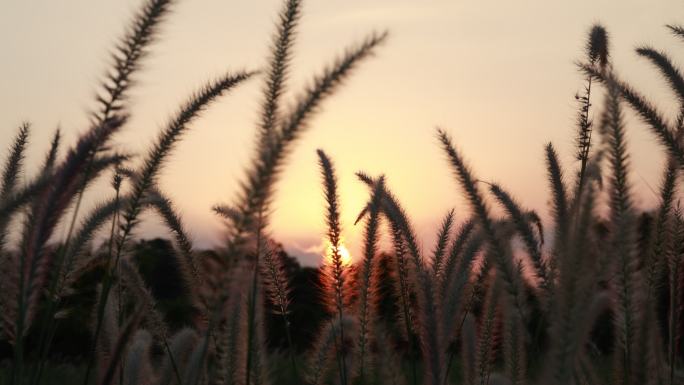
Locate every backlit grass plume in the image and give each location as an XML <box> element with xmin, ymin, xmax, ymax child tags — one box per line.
<box><xmin>146</xmin><ymin>188</ymin><xmax>203</xmax><ymax>312</ymax></box>
<box><xmin>579</xmin><ymin>59</ymin><xmax>684</xmax><ymax>166</ymax></box>
<box><xmin>575</xmin><ymin>24</ymin><xmax>608</xmax><ymax>194</ymax></box>
<box><xmin>355</xmin><ymin>174</ymin><xmax>384</xmax><ymax>381</ymax></box>
<box><xmin>257</xmin><ymin>0</ymin><xmax>301</xmax><ymax>151</ymax></box>
<box><xmin>226</xmin><ymin>30</ymin><xmax>387</xmax><ymax>251</ymax></box>
<box><xmin>438</xmin><ymin>218</ymin><xmax>476</xmax><ymax>297</ymax></box>
<box><xmin>600</xmin><ymin>77</ymin><xmax>642</xmax><ymax>384</ymax></box>
<box><xmin>259</xmin><ymin>238</ymin><xmax>297</xmax><ymax>377</ymax></box>
<box><xmin>437</xmin><ymin>128</ymin><xmax>527</xmax><ymax>326</ymax></box>
<box><xmin>115</xmin><ymin>71</ymin><xmax>254</xmax><ymax>254</ymax></box>
<box><xmin>317</xmin><ymin>149</ymin><xmax>350</xmax><ymax>385</ymax></box>
<box><xmin>85</xmin><ymin>70</ymin><xmax>253</xmax><ymax>385</ymax></box>
<box><xmin>431</xmin><ymin>209</ymin><xmax>455</xmax><ymax>279</ymax></box>
<box><xmin>93</xmin><ymin>0</ymin><xmax>173</xmax><ymax>125</ymax></box>
<box><xmin>0</xmin><ymin>124</ymin><xmax>31</xmax><ymax>331</ymax></box>
<box><xmin>635</xmin><ymin>46</ymin><xmax>684</xmax><ymax>106</ymax></box>
<box><xmin>356</xmin><ymin>172</ymin><xmax>437</xmax><ymax>385</ymax></box>
<box><xmin>488</xmin><ymin>183</ymin><xmax>550</xmax><ymax>298</ymax></box>
<box><xmin>544</xmin><ymin>143</ymin><xmax>569</xmax><ymax>260</ymax></box>
<box><xmin>0</xmin><ymin>123</ymin><xmax>30</xmax><ymax>201</ymax></box>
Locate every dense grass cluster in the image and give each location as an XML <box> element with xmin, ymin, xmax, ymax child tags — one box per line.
<box><xmin>2</xmin><ymin>0</ymin><xmax>684</xmax><ymax>384</ymax></box>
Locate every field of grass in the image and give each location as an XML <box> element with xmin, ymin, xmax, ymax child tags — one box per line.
<box><xmin>2</xmin><ymin>0</ymin><xmax>684</xmax><ymax>384</ymax></box>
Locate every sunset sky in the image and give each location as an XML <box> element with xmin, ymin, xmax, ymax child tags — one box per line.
<box><xmin>1</xmin><ymin>0</ymin><xmax>682</xmax><ymax>265</ymax></box>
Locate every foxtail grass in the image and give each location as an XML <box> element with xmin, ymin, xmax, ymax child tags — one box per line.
<box><xmin>355</xmin><ymin>175</ymin><xmax>384</xmax><ymax>382</ymax></box>
<box><xmin>259</xmin><ymin>238</ymin><xmax>298</xmax><ymax>379</ymax></box>
<box><xmin>579</xmin><ymin>63</ymin><xmax>684</xmax><ymax>166</ymax></box>
<box><xmin>574</xmin><ymin>25</ymin><xmax>607</xmax><ymax>194</ymax></box>
<box><xmin>317</xmin><ymin>149</ymin><xmax>349</xmax><ymax>385</ymax></box>
<box><xmin>488</xmin><ymin>183</ymin><xmax>551</xmax><ymax>298</ymax></box>
<box><xmin>437</xmin><ymin>128</ymin><xmax>527</xmax><ymax>328</ymax></box>
<box><xmin>431</xmin><ymin>209</ymin><xmax>455</xmax><ymax>279</ymax></box>
<box><xmin>84</xmin><ymin>70</ymin><xmax>253</xmax><ymax>385</ymax></box>
<box><xmin>227</xmin><ymin>31</ymin><xmax>387</xmax><ymax>252</ymax></box>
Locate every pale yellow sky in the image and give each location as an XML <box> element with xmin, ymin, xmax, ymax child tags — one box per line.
<box><xmin>1</xmin><ymin>0</ymin><xmax>682</xmax><ymax>265</ymax></box>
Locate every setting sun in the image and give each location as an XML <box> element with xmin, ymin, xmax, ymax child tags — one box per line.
<box><xmin>325</xmin><ymin>242</ymin><xmax>352</xmax><ymax>266</ymax></box>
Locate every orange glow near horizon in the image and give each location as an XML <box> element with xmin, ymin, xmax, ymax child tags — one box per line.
<box><xmin>1</xmin><ymin>1</ymin><xmax>679</xmax><ymax>264</ymax></box>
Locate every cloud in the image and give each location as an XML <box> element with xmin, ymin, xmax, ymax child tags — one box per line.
<box><xmin>284</xmin><ymin>238</ymin><xmax>327</xmax><ymax>267</ymax></box>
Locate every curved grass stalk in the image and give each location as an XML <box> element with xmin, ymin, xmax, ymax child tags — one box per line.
<box><xmin>227</xmin><ymin>32</ymin><xmax>387</xmax><ymax>252</ymax></box>
<box><xmin>488</xmin><ymin>183</ymin><xmax>551</xmax><ymax>298</ymax></box>
<box><xmin>476</xmin><ymin>278</ymin><xmax>501</xmax><ymax>385</ymax></box>
<box><xmin>0</xmin><ymin>122</ymin><xmax>30</xmax><ymax>200</ymax></box>
<box><xmin>437</xmin><ymin>128</ymin><xmax>527</xmax><ymax>325</ymax></box>
<box><xmin>575</xmin><ymin>24</ymin><xmax>608</xmax><ymax>194</ymax></box>
<box><xmin>543</xmin><ymin>142</ymin><xmax>572</xmax><ymax>303</ymax></box>
<box><xmin>601</xmin><ymin>79</ymin><xmax>640</xmax><ymax>385</ymax></box>
<box><xmin>636</xmin><ymin>46</ymin><xmax>684</xmax><ymax>105</ymax></box>
<box><xmin>441</xmin><ymin>232</ymin><xmax>484</xmax><ymax>385</ymax></box>
<box><xmin>317</xmin><ymin>149</ymin><xmax>349</xmax><ymax>385</ymax></box>
<box><xmin>357</xmin><ymin>172</ymin><xmax>438</xmax><ymax>385</ymax></box>
<box><xmin>439</xmin><ymin>218</ymin><xmax>476</xmax><ymax>296</ymax></box>
<box><xmin>259</xmin><ymin>238</ymin><xmax>298</xmax><ymax>379</ymax></box>
<box><xmin>257</xmin><ymin>0</ymin><xmax>301</xmax><ymax>151</ymax></box>
<box><xmin>579</xmin><ymin>63</ymin><xmax>684</xmax><ymax>166</ymax></box>
<box><xmin>431</xmin><ymin>209</ymin><xmax>455</xmax><ymax>279</ymax></box>
<box><xmin>356</xmin><ymin>176</ymin><xmax>384</xmax><ymax>381</ymax></box>
<box><xmin>84</xmin><ymin>71</ymin><xmax>252</xmax><ymax>385</ymax></box>
<box><xmin>14</xmin><ymin>117</ymin><xmax>126</xmax><ymax>385</ymax></box>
